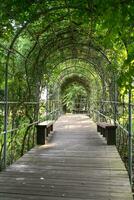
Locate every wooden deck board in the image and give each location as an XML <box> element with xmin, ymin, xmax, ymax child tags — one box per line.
<box><xmin>0</xmin><ymin>114</ymin><xmax>133</xmax><ymax>200</ymax></box>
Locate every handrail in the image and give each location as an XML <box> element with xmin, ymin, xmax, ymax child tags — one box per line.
<box><xmin>0</xmin><ymin>121</ymin><xmax>40</xmax><ymax>135</ymax></box>
<box><xmin>91</xmin><ymin>109</ymin><xmax>129</xmax><ymax>135</ymax></box>
<box><xmin>92</xmin><ymin>109</ymin><xmax>114</xmax><ymax>122</ymax></box>
<box><xmin>115</xmin><ymin>121</ymin><xmax>129</xmax><ymax>135</ymax></box>
<box><xmin>0</xmin><ymin>105</ymin><xmax>61</xmax><ymax>170</ymax></box>
<box><xmin>0</xmin><ymin>108</ymin><xmax>61</xmax><ymax>136</ymax></box>
<box><xmin>0</xmin><ymin>100</ymin><xmax>60</xmax><ymax>104</ymax></box>
<box><xmin>90</xmin><ymin>108</ymin><xmax>131</xmax><ymax>177</ymax></box>
<box><xmin>90</xmin><ymin>100</ymin><xmax>134</xmax><ymax>106</ymax></box>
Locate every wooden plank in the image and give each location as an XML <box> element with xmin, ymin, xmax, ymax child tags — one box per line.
<box><xmin>38</xmin><ymin>120</ymin><xmax>54</xmax><ymax>127</ymax></box>
<box><xmin>0</xmin><ymin>114</ymin><xmax>133</xmax><ymax>200</ymax></box>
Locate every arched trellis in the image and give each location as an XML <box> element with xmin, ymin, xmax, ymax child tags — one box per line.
<box><xmin>2</xmin><ymin>4</ymin><xmax>116</xmax><ymax>115</ymax></box>
<box><xmin>44</xmin><ymin>55</ymin><xmax>113</xmax><ymax>105</ymax></box>
<box><xmin>3</xmin><ymin>31</ymin><xmax>113</xmax><ymax>91</ymax></box>
<box><xmin>59</xmin><ymin>75</ymin><xmax>91</xmax><ymax>95</ymax></box>
<box><xmin>0</xmin><ymin>31</ymin><xmax>116</xmax><ymax>172</ymax></box>
<box><xmin>43</xmin><ymin>56</ymin><xmax>112</xmax><ymax>115</ymax></box>
<box><xmin>3</xmin><ymin>8</ymin><xmax>112</xmax><ymax>78</ymax></box>
<box><xmin>1</xmin><ymin>0</ymin><xmax>120</xmax><ymax>85</ymax></box>
<box><xmin>45</xmin><ymin>58</ymin><xmax>103</xmax><ymax>112</ymax></box>
<box><xmin>51</xmin><ymin>65</ymin><xmax>98</xmax><ymax>82</ymax></box>
<box><xmin>49</xmin><ymin>63</ymin><xmax>102</xmax><ymax>95</ymax></box>
<box><xmin>58</xmin><ymin>74</ymin><xmax>91</xmax><ymax>114</ymax></box>
<box><xmin>45</xmin><ymin>60</ymin><xmax>105</xmax><ymax>117</ymax></box>
<box><xmin>0</xmin><ymin>0</ymin><xmax>133</xmax><ymax>186</ymax></box>
<box><xmin>8</xmin><ymin>35</ymin><xmax>112</xmax><ymax>78</ymax></box>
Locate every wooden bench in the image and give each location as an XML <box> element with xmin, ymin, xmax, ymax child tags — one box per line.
<box><xmin>97</xmin><ymin>122</ymin><xmax>117</xmax><ymax>145</ymax></box>
<box><xmin>36</xmin><ymin>121</ymin><xmax>54</xmax><ymax>145</ymax></box>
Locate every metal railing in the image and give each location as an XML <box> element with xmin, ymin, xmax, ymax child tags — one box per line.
<box><xmin>0</xmin><ymin>103</ymin><xmax>62</xmax><ymax>171</ymax></box>
<box><xmin>90</xmin><ymin>109</ymin><xmax>131</xmax><ymax>184</ymax></box>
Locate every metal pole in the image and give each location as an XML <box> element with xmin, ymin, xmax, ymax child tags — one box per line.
<box><xmin>128</xmin><ymin>88</ymin><xmax>132</xmax><ymax>186</ymax></box>
<box><xmin>3</xmin><ymin>62</ymin><xmax>8</xmax><ymax>168</ymax></box>
<box><xmin>46</xmin><ymin>85</ymin><xmax>49</xmax><ymax>120</ymax></box>
<box><xmin>58</xmin><ymin>87</ymin><xmax>61</xmax><ymax>117</ymax></box>
<box><xmin>114</xmin><ymin>74</ymin><xmax>117</xmax><ymax>125</ymax></box>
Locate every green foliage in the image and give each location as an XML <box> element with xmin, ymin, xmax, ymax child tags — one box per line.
<box><xmin>62</xmin><ymin>84</ymin><xmax>87</xmax><ymax>112</ymax></box>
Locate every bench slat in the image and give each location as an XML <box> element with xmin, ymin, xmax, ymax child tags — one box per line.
<box><xmin>38</xmin><ymin>121</ymin><xmax>54</xmax><ymax>127</ymax></box>
<box><xmin>97</xmin><ymin>122</ymin><xmax>116</xmax><ymax>128</ymax></box>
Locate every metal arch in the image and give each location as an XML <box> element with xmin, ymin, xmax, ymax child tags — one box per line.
<box><xmin>35</xmin><ymin>29</ymin><xmax>111</xmax><ymax>65</ymax></box>
<box><xmin>35</xmin><ymin>33</ymin><xmax>112</xmax><ymax>78</ymax></box>
<box><xmin>48</xmin><ymin>69</ymin><xmax>94</xmax><ymax>90</ymax></box>
<box><xmin>24</xmin><ymin>11</ymin><xmax>111</xmax><ymax>63</ymax></box>
<box><xmin>57</xmin><ymin>72</ymin><xmax>99</xmax><ymax>90</ymax></box>
<box><xmin>4</xmin><ymin>3</ymin><xmax>88</xmax><ymax>53</ymax></box>
<box><xmin>59</xmin><ymin>74</ymin><xmax>92</xmax><ymax>93</ymax></box>
<box><xmin>51</xmin><ymin>65</ymin><xmax>97</xmax><ymax>80</ymax></box>
<box><xmin>50</xmin><ymin>65</ymin><xmax>101</xmax><ymax>88</ymax></box>
<box><xmin>2</xmin><ymin>32</ymin><xmax>113</xmax><ymax>97</ymax></box>
<box><xmin>2</xmin><ymin>6</ymin><xmax>74</xmax><ymax>65</ymax></box>
<box><xmin>50</xmin><ymin>58</ymin><xmax>101</xmax><ymax>76</ymax></box>
<box><xmin>0</xmin><ymin>4</ymin><xmax>109</xmax><ymax>99</ymax></box>
<box><xmin>47</xmin><ymin>58</ymin><xmax>104</xmax><ymax>95</ymax></box>
<box><xmin>3</xmin><ymin>23</ymin><xmax>29</xmax><ymax>168</ymax></box>
<box><xmin>57</xmin><ymin>73</ymin><xmax>93</xmax><ymax>88</ymax></box>
<box><xmin>39</xmin><ymin>45</ymin><xmax>107</xmax><ymax>77</ymax></box>
<box><xmin>2</xmin><ymin>29</ymin><xmax>109</xmax><ymax>86</ymax></box>
<box><xmin>2</xmin><ymin>15</ymin><xmax>71</xmax><ymax>64</ymax></box>
<box><xmin>43</xmin><ymin>48</ymin><xmax>106</xmax><ymax>80</ymax></box>
<box><xmin>7</xmin><ymin>25</ymin><xmax>111</xmax><ymax>72</ymax></box>
<box><xmin>3</xmin><ymin>1</ymin><xmax>113</xmax><ymax>72</ymax></box>
<box><xmin>48</xmin><ymin>66</ymin><xmax>103</xmax><ymax>101</ymax></box>
<box><xmin>56</xmin><ymin>73</ymin><xmax>102</xmax><ymax>101</ymax></box>
<box><xmin>58</xmin><ymin>71</ymin><xmax>94</xmax><ymax>84</ymax></box>
<box><xmin>50</xmin><ymin>66</ymin><xmax>102</xmax><ymax>92</ymax></box>
<box><xmin>44</xmin><ymin>56</ymin><xmax>105</xmax><ymax>85</ymax></box>
<box><xmin>46</xmin><ymin>57</ymin><xmax>101</xmax><ymax>76</ymax></box>
<box><xmin>2</xmin><ymin>3</ymin><xmax>113</xmax><ymax>87</ymax></box>
<box><xmin>42</xmin><ymin>40</ymin><xmax>109</xmax><ymax>65</ymax></box>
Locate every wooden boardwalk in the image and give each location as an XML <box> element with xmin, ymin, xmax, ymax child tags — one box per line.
<box><xmin>0</xmin><ymin>114</ymin><xmax>133</xmax><ymax>200</ymax></box>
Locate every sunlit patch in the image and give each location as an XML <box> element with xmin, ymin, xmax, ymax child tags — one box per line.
<box><xmin>40</xmin><ymin>177</ymin><xmax>44</xmax><ymax>180</ymax></box>
<box><xmin>13</xmin><ymin>164</ymin><xmax>30</xmax><ymax>171</ymax></box>
<box><xmin>81</xmin><ymin>121</ymin><xmax>89</xmax><ymax>124</ymax></box>
<box><xmin>40</xmin><ymin>143</ymin><xmax>56</xmax><ymax>149</ymax></box>
<box><xmin>66</xmin><ymin>124</ymin><xmax>85</xmax><ymax>129</ymax></box>
<box><xmin>16</xmin><ymin>177</ymin><xmax>25</xmax><ymax>181</ymax></box>
<box><xmin>7</xmin><ymin>164</ymin><xmax>36</xmax><ymax>173</ymax></box>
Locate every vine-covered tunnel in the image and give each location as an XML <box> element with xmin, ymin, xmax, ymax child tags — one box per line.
<box><xmin>0</xmin><ymin>0</ymin><xmax>134</xmax><ymax>198</ymax></box>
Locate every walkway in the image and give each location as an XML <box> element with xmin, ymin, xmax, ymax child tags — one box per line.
<box><xmin>0</xmin><ymin>114</ymin><xmax>133</xmax><ymax>200</ymax></box>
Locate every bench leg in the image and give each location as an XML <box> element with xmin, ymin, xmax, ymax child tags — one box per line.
<box><xmin>46</xmin><ymin>127</ymin><xmax>50</xmax><ymax>137</ymax></box>
<box><xmin>97</xmin><ymin>125</ymin><xmax>101</xmax><ymax>132</ymax></box>
<box><xmin>51</xmin><ymin>124</ymin><xmax>53</xmax><ymax>131</ymax></box>
<box><xmin>36</xmin><ymin>126</ymin><xmax>46</xmax><ymax>145</ymax></box>
<box><xmin>106</xmin><ymin>128</ymin><xmax>116</xmax><ymax>145</ymax></box>
<box><xmin>102</xmin><ymin>128</ymin><xmax>107</xmax><ymax>137</ymax></box>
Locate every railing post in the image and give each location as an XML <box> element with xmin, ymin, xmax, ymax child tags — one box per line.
<box><xmin>3</xmin><ymin>62</ymin><xmax>8</xmax><ymax>169</ymax></box>
<box><xmin>128</xmin><ymin>88</ymin><xmax>132</xmax><ymax>186</ymax></box>
<box><xmin>114</xmin><ymin>73</ymin><xmax>118</xmax><ymax>125</ymax></box>
<box><xmin>46</xmin><ymin>86</ymin><xmax>49</xmax><ymax>120</ymax></box>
